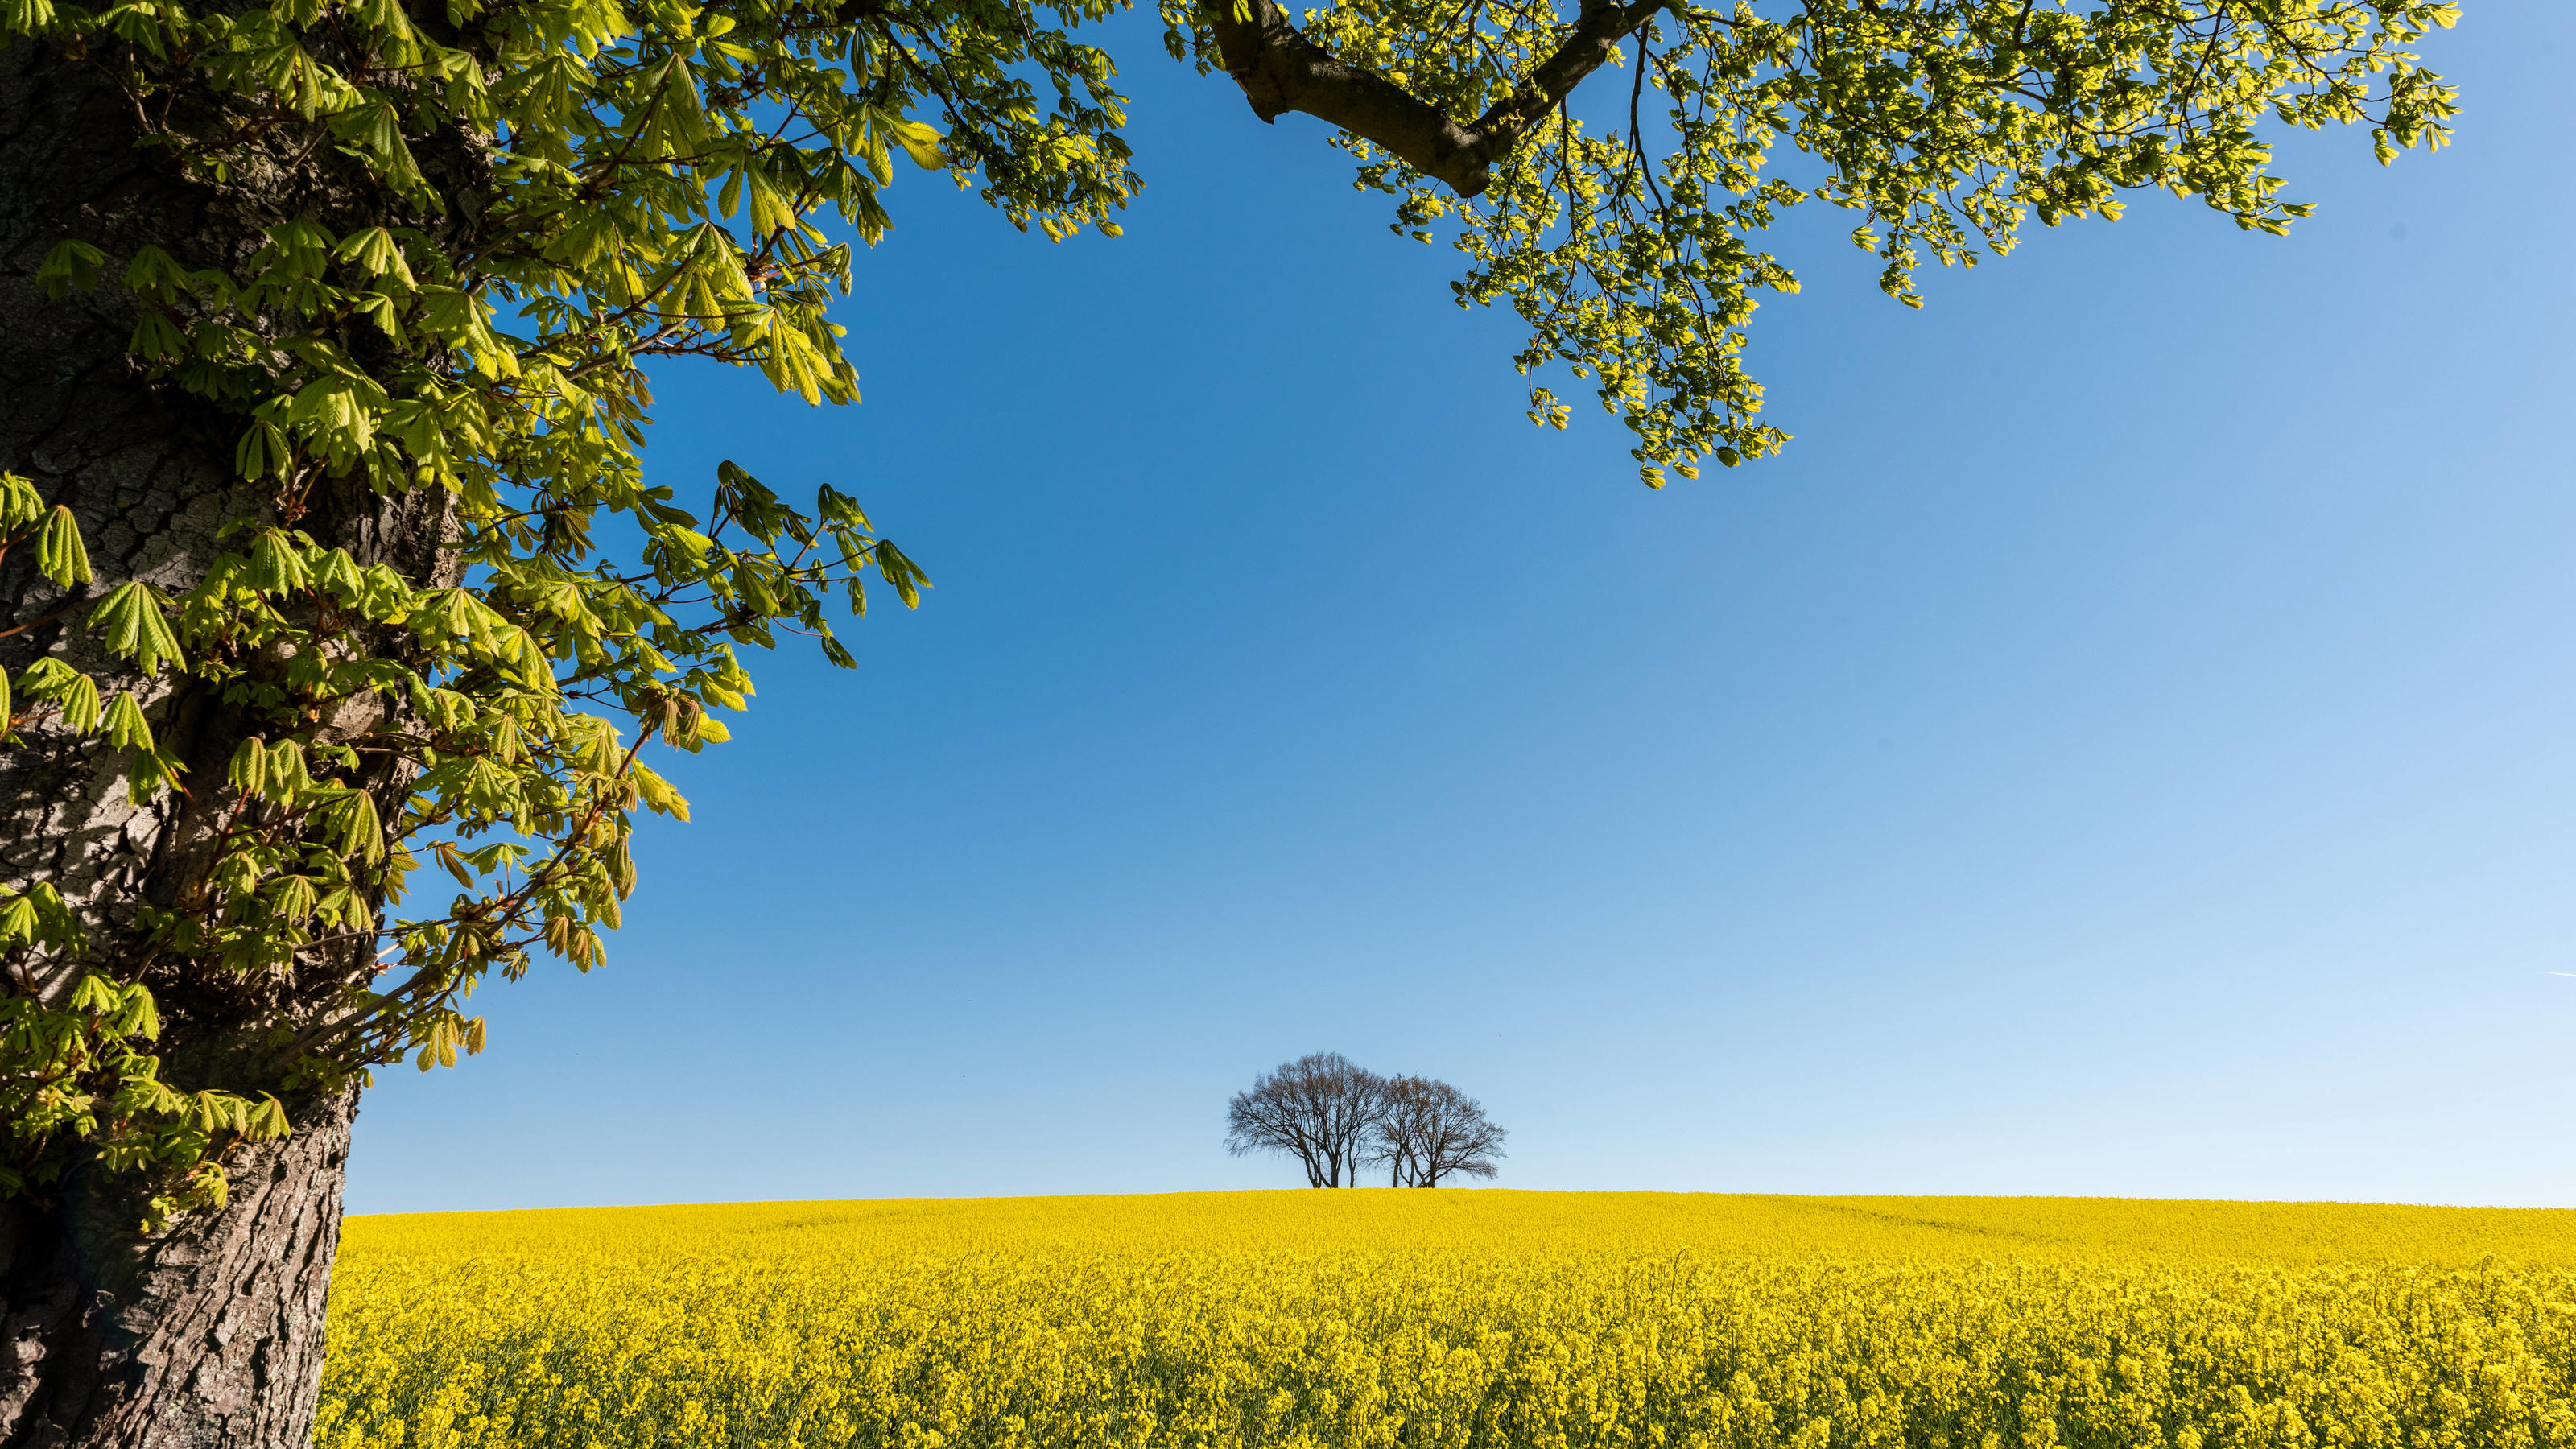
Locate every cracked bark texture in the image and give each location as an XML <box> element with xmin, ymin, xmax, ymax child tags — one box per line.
<box><xmin>0</xmin><ymin>1092</ymin><xmax>356</xmax><ymax>1449</ymax></box>
<box><xmin>0</xmin><ymin>42</ymin><xmax>466</xmax><ymax>1449</ymax></box>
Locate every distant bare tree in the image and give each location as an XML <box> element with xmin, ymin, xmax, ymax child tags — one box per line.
<box><xmin>1372</xmin><ymin>1076</ymin><xmax>1508</xmax><ymax>1187</ymax></box>
<box><xmin>1225</xmin><ymin>1052</ymin><xmax>1390</xmax><ymax>1187</ymax></box>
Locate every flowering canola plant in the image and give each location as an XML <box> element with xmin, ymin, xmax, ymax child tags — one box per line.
<box><xmin>318</xmin><ymin>1191</ymin><xmax>2576</xmax><ymax>1449</ymax></box>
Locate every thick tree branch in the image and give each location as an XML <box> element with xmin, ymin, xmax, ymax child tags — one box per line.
<box><xmin>1203</xmin><ymin>0</ymin><xmax>1664</xmax><ymax>196</ymax></box>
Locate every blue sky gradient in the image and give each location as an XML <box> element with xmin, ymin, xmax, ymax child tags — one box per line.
<box><xmin>348</xmin><ymin>1</ymin><xmax>2576</xmax><ymax>1213</ymax></box>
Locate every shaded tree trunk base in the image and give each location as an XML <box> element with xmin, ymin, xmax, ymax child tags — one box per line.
<box><xmin>0</xmin><ymin>1087</ymin><xmax>355</xmax><ymax>1449</ymax></box>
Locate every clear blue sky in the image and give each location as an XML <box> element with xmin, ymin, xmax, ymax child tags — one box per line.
<box><xmin>348</xmin><ymin>2</ymin><xmax>2575</xmax><ymax>1214</ymax></box>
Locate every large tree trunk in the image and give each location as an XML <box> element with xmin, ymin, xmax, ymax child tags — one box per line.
<box><xmin>0</xmin><ymin>41</ymin><xmax>462</xmax><ymax>1447</ymax></box>
<box><xmin>0</xmin><ymin>1089</ymin><xmax>356</xmax><ymax>1448</ymax></box>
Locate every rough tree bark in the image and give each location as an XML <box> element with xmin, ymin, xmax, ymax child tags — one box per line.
<box><xmin>0</xmin><ymin>41</ymin><xmax>467</xmax><ymax>1447</ymax></box>
<box><xmin>0</xmin><ymin>1091</ymin><xmax>357</xmax><ymax>1448</ymax></box>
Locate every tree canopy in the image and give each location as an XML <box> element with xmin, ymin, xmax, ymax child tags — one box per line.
<box><xmin>0</xmin><ymin>0</ymin><xmax>2454</xmax><ymax>1232</ymax></box>
<box><xmin>1224</xmin><ymin>1053</ymin><xmax>1505</xmax><ymax>1187</ymax></box>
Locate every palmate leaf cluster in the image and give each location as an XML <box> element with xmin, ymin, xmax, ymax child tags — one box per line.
<box><xmin>0</xmin><ymin>0</ymin><xmax>2452</xmax><ymax>1225</ymax></box>
<box><xmin>0</xmin><ymin>0</ymin><xmax>1127</xmax><ymax>1224</ymax></box>
<box><xmin>1164</xmin><ymin>0</ymin><xmax>2458</xmax><ymax>484</ymax></box>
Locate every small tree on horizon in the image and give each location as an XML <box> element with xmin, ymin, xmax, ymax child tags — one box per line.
<box><xmin>1373</xmin><ymin>1075</ymin><xmax>1508</xmax><ymax>1187</ymax></box>
<box><xmin>1225</xmin><ymin>1056</ymin><xmax>1507</xmax><ymax>1188</ymax></box>
<box><xmin>1224</xmin><ymin>1052</ymin><xmax>1390</xmax><ymax>1187</ymax></box>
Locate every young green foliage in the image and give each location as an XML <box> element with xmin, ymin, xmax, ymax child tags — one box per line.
<box><xmin>0</xmin><ymin>0</ymin><xmax>2452</xmax><ymax>1227</ymax></box>
<box><xmin>0</xmin><ymin>0</ymin><xmax>1131</xmax><ymax>1223</ymax></box>
<box><xmin>1166</xmin><ymin>0</ymin><xmax>2458</xmax><ymax>483</ymax></box>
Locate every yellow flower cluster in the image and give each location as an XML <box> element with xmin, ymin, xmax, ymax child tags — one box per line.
<box><xmin>317</xmin><ymin>1192</ymin><xmax>2576</xmax><ymax>1449</ymax></box>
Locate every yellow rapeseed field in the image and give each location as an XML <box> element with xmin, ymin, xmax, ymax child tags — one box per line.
<box><xmin>317</xmin><ymin>1192</ymin><xmax>2576</xmax><ymax>1449</ymax></box>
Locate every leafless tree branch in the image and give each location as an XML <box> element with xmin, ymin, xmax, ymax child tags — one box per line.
<box><xmin>1227</xmin><ymin>1055</ymin><xmax>1507</xmax><ymax>1187</ymax></box>
<box><xmin>1224</xmin><ymin>1051</ymin><xmax>1391</xmax><ymax>1187</ymax></box>
<box><xmin>1370</xmin><ymin>1075</ymin><xmax>1507</xmax><ymax>1187</ymax></box>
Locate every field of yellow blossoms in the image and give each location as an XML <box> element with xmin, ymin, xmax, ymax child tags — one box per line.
<box><xmin>316</xmin><ymin>1191</ymin><xmax>2576</xmax><ymax>1449</ymax></box>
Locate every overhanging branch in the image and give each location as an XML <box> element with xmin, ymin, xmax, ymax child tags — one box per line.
<box><xmin>1202</xmin><ymin>0</ymin><xmax>1666</xmax><ymax>196</ymax></box>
